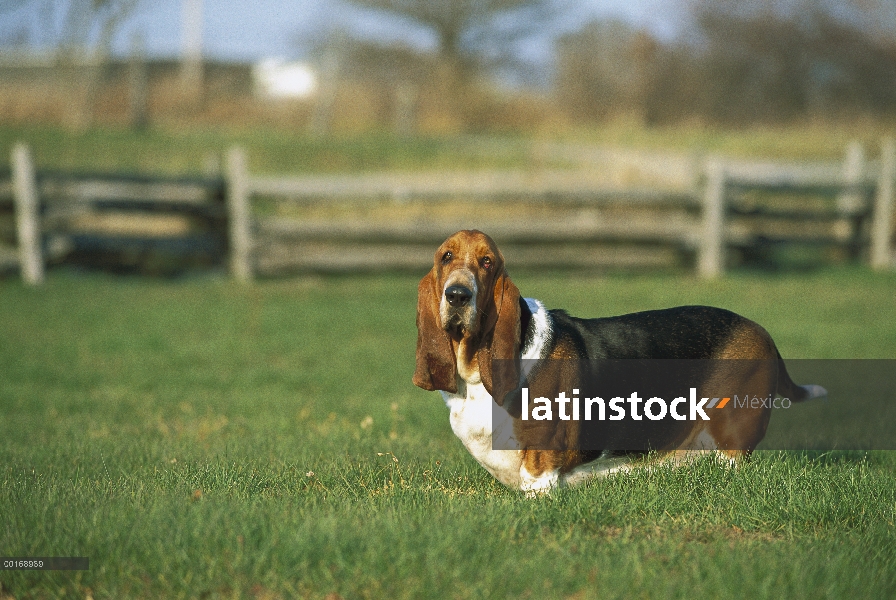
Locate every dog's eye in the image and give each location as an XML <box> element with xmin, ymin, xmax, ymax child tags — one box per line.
<box><xmin>481</xmin><ymin>256</ymin><xmax>492</xmax><ymax>269</ymax></box>
<box><xmin>441</xmin><ymin>251</ymin><xmax>453</xmax><ymax>264</ymax></box>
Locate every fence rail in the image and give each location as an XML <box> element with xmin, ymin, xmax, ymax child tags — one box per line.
<box><xmin>2</xmin><ymin>139</ymin><xmax>894</xmax><ymax>284</ymax></box>
<box><xmin>226</xmin><ymin>142</ymin><xmax>895</xmax><ymax>280</ymax></box>
<box><xmin>249</xmin><ymin>171</ymin><xmax>700</xmax><ymax>206</ymax></box>
<box><xmin>0</xmin><ymin>144</ymin><xmax>226</xmax><ymax>282</ymax></box>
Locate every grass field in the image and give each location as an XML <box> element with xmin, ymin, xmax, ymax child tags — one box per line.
<box><xmin>1</xmin><ymin>120</ymin><xmax>893</xmax><ymax>177</ymax></box>
<box><xmin>1</xmin><ymin>267</ymin><xmax>895</xmax><ymax>599</ymax></box>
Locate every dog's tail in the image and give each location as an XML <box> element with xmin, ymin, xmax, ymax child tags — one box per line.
<box><xmin>776</xmin><ymin>350</ymin><xmax>827</xmax><ymax>402</ymax></box>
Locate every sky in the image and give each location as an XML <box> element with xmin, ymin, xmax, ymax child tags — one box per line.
<box><xmin>1</xmin><ymin>0</ymin><xmax>688</xmax><ymax>63</ymax></box>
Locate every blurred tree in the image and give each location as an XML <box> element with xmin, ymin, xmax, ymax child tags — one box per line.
<box><xmin>307</xmin><ymin>33</ymin><xmax>435</xmax><ymax>135</ymax></box>
<box><xmin>0</xmin><ymin>0</ymin><xmax>142</xmax><ymax>129</ymax></box>
<box><xmin>0</xmin><ymin>0</ymin><xmax>141</xmax><ymax>55</ymax></box>
<box><xmin>339</xmin><ymin>0</ymin><xmax>570</xmax><ymax>82</ymax></box>
<box><xmin>690</xmin><ymin>0</ymin><xmax>896</xmax><ymax>122</ymax></box>
<box><xmin>308</xmin><ymin>0</ymin><xmax>568</xmax><ymax>132</ymax></box>
<box><xmin>556</xmin><ymin>0</ymin><xmax>896</xmax><ymax>126</ymax></box>
<box><xmin>556</xmin><ymin>20</ymin><xmax>657</xmax><ymax>123</ymax></box>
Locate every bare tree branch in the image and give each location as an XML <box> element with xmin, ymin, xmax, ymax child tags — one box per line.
<box><xmin>1</xmin><ymin>0</ymin><xmax>141</xmax><ymax>54</ymax></box>
<box><xmin>341</xmin><ymin>0</ymin><xmax>570</xmax><ymax>78</ymax></box>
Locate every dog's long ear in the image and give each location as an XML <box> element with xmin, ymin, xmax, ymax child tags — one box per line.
<box><xmin>478</xmin><ymin>269</ymin><xmax>521</xmax><ymax>406</ymax></box>
<box><xmin>413</xmin><ymin>270</ymin><xmax>458</xmax><ymax>393</ymax></box>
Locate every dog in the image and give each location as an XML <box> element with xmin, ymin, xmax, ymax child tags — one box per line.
<box><xmin>413</xmin><ymin>230</ymin><xmax>826</xmax><ymax>495</ymax></box>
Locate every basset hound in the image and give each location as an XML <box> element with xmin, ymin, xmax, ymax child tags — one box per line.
<box><xmin>413</xmin><ymin>230</ymin><xmax>826</xmax><ymax>495</ymax></box>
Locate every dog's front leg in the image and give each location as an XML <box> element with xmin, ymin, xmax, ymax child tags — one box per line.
<box><xmin>519</xmin><ymin>462</ymin><xmax>560</xmax><ymax>497</ymax></box>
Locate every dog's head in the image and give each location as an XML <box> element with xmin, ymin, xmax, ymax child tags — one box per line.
<box><xmin>413</xmin><ymin>230</ymin><xmax>521</xmax><ymax>404</ymax></box>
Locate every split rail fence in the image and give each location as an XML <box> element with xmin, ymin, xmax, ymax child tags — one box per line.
<box><xmin>225</xmin><ymin>141</ymin><xmax>895</xmax><ymax>280</ymax></box>
<box><xmin>0</xmin><ymin>143</ymin><xmax>225</xmax><ymax>284</ymax></box>
<box><xmin>2</xmin><ymin>140</ymin><xmax>894</xmax><ymax>285</ymax></box>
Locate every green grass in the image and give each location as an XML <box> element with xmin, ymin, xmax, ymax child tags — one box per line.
<box><xmin>2</xmin><ymin>268</ymin><xmax>896</xmax><ymax>599</ymax></box>
<box><xmin>0</xmin><ymin>126</ymin><xmax>541</xmax><ymax>176</ymax></box>
<box><xmin>559</xmin><ymin>116</ymin><xmax>896</xmax><ymax>160</ymax></box>
<box><xmin>2</xmin><ymin>120</ymin><xmax>892</xmax><ymax>178</ymax></box>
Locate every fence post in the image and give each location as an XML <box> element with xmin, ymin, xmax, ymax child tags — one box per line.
<box><xmin>226</xmin><ymin>146</ymin><xmax>252</xmax><ymax>282</ymax></box>
<box><xmin>837</xmin><ymin>141</ymin><xmax>865</xmax><ymax>214</ymax></box>
<box><xmin>836</xmin><ymin>141</ymin><xmax>866</xmax><ymax>258</ymax></box>
<box><xmin>698</xmin><ymin>158</ymin><xmax>725</xmax><ymax>278</ymax></box>
<box><xmin>11</xmin><ymin>143</ymin><xmax>44</xmax><ymax>285</ymax></box>
<box><xmin>871</xmin><ymin>138</ymin><xmax>895</xmax><ymax>270</ymax></box>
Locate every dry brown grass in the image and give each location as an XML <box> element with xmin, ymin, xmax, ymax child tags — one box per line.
<box><xmin>0</xmin><ymin>62</ymin><xmax>558</xmax><ymax>135</ymax></box>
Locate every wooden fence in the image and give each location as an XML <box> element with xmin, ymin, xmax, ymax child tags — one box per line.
<box><xmin>0</xmin><ymin>143</ymin><xmax>226</xmax><ymax>283</ymax></box>
<box><xmin>224</xmin><ymin>141</ymin><xmax>896</xmax><ymax>280</ymax></box>
<box><xmin>224</xmin><ymin>146</ymin><xmax>704</xmax><ymax>279</ymax></box>
<box><xmin>2</xmin><ymin>140</ymin><xmax>894</xmax><ymax>284</ymax></box>
<box><xmin>706</xmin><ymin>142</ymin><xmax>896</xmax><ymax>276</ymax></box>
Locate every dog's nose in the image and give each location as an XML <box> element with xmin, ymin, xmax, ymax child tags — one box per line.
<box><xmin>445</xmin><ymin>285</ymin><xmax>473</xmax><ymax>307</ymax></box>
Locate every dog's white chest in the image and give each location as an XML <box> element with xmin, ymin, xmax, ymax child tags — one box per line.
<box><xmin>441</xmin><ymin>384</ymin><xmax>522</xmax><ymax>488</ymax></box>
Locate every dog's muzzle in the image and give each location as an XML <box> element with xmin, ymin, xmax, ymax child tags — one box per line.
<box><xmin>441</xmin><ymin>276</ymin><xmax>478</xmax><ymax>337</ymax></box>
<box><xmin>444</xmin><ymin>285</ymin><xmax>473</xmax><ymax>308</ymax></box>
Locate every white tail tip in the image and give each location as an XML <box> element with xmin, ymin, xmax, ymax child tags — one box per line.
<box><xmin>800</xmin><ymin>384</ymin><xmax>828</xmax><ymax>400</ymax></box>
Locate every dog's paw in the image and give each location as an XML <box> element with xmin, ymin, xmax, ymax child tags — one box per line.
<box><xmin>520</xmin><ymin>466</ymin><xmax>558</xmax><ymax>498</ymax></box>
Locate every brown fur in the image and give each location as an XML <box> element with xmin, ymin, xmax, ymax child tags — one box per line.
<box><xmin>413</xmin><ymin>229</ymin><xmax>521</xmax><ymax>403</ymax></box>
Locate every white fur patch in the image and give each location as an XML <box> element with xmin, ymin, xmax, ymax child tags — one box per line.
<box><xmin>521</xmin><ymin>298</ymin><xmax>552</xmax><ymax>364</ymax></box>
<box><xmin>520</xmin><ymin>463</ymin><xmax>559</xmax><ymax>497</ymax></box>
<box><xmin>561</xmin><ymin>454</ymin><xmax>633</xmax><ymax>486</ymax></box>
<box><xmin>440</xmin><ymin>296</ymin><xmax>662</xmax><ymax>494</ymax></box>
<box><xmin>800</xmin><ymin>384</ymin><xmax>828</xmax><ymax>400</ymax></box>
<box><xmin>439</xmin><ymin>298</ymin><xmax>554</xmax><ymax>492</ymax></box>
<box><xmin>521</xmin><ymin>453</ymin><xmax>635</xmax><ymax>495</ymax></box>
<box><xmin>441</xmin><ymin>384</ymin><xmax>523</xmax><ymax>488</ymax></box>
<box><xmin>686</xmin><ymin>428</ymin><xmax>719</xmax><ymax>451</ymax></box>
